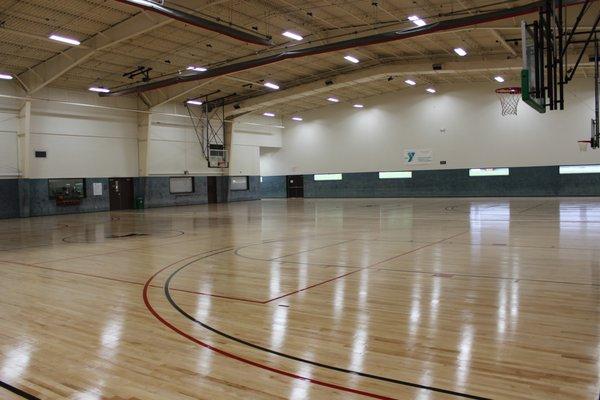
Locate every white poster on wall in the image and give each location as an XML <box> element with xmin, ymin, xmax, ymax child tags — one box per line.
<box><xmin>93</xmin><ymin>182</ymin><xmax>103</xmax><ymax>196</ymax></box>
<box><xmin>404</xmin><ymin>149</ymin><xmax>433</xmax><ymax>165</ymax></box>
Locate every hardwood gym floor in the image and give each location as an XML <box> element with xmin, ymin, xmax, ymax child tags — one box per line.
<box><xmin>0</xmin><ymin>198</ymin><xmax>598</xmax><ymax>400</ymax></box>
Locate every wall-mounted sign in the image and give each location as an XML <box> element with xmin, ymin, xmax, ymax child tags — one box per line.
<box><xmin>93</xmin><ymin>182</ymin><xmax>103</xmax><ymax>196</ymax></box>
<box><xmin>404</xmin><ymin>149</ymin><xmax>433</xmax><ymax>165</ymax></box>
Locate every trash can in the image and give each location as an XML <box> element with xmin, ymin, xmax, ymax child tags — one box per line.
<box><xmin>135</xmin><ymin>197</ymin><xmax>144</xmax><ymax>209</ymax></box>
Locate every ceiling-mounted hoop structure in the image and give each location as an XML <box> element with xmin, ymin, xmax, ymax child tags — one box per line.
<box><xmin>578</xmin><ymin>140</ymin><xmax>591</xmax><ymax>151</ymax></box>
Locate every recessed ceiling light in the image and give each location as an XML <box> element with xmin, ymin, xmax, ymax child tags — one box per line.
<box><xmin>88</xmin><ymin>86</ymin><xmax>110</xmax><ymax>93</ymax></box>
<box><xmin>49</xmin><ymin>34</ymin><xmax>80</xmax><ymax>46</ymax></box>
<box><xmin>344</xmin><ymin>55</ymin><xmax>359</xmax><ymax>64</ymax></box>
<box><xmin>327</xmin><ymin>97</ymin><xmax>339</xmax><ymax>102</ymax></box>
<box><xmin>426</xmin><ymin>88</ymin><xmax>436</xmax><ymax>93</ymax></box>
<box><xmin>264</xmin><ymin>82</ymin><xmax>280</xmax><ymax>90</ymax></box>
<box><xmin>408</xmin><ymin>15</ymin><xmax>426</xmax><ymax>27</ymax></box>
<box><xmin>263</xmin><ymin>112</ymin><xmax>275</xmax><ymax>117</ymax></box>
<box><xmin>494</xmin><ymin>76</ymin><xmax>505</xmax><ymax>83</ymax></box>
<box><xmin>404</xmin><ymin>79</ymin><xmax>416</xmax><ymax>86</ymax></box>
<box><xmin>454</xmin><ymin>47</ymin><xmax>467</xmax><ymax>56</ymax></box>
<box><xmin>353</xmin><ymin>104</ymin><xmax>364</xmax><ymax>108</ymax></box>
<box><xmin>292</xmin><ymin>116</ymin><xmax>303</xmax><ymax>121</ymax></box>
<box><xmin>187</xmin><ymin>100</ymin><xmax>203</xmax><ymax>105</ymax></box>
<box><xmin>282</xmin><ymin>31</ymin><xmax>303</xmax><ymax>41</ymax></box>
<box><xmin>187</xmin><ymin>66</ymin><xmax>207</xmax><ymax>72</ymax></box>
<box><xmin>0</xmin><ymin>73</ymin><xmax>13</xmax><ymax>80</ymax></box>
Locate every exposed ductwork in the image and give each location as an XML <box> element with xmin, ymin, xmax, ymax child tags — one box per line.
<box><xmin>115</xmin><ymin>0</ymin><xmax>273</xmax><ymax>46</ymax></box>
<box><xmin>102</xmin><ymin>0</ymin><xmax>578</xmax><ymax>97</ymax></box>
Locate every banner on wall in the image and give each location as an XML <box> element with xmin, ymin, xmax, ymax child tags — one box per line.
<box><xmin>404</xmin><ymin>149</ymin><xmax>433</xmax><ymax>165</ymax></box>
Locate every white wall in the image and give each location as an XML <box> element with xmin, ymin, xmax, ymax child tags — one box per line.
<box><xmin>0</xmin><ymin>78</ymin><xmax>289</xmax><ymax>179</ymax></box>
<box><xmin>230</xmin><ymin>115</ymin><xmax>282</xmax><ymax>176</ymax></box>
<box><xmin>29</xmin><ymin>87</ymin><xmax>139</xmax><ymax>178</ymax></box>
<box><xmin>145</xmin><ymin>103</ymin><xmax>219</xmax><ymax>176</ymax></box>
<box><xmin>261</xmin><ymin>79</ymin><xmax>598</xmax><ymax>176</ymax></box>
<box><xmin>0</xmin><ymin>82</ymin><xmax>20</xmax><ymax>177</ymax></box>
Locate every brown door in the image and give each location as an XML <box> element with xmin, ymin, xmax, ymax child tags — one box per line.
<box><xmin>109</xmin><ymin>178</ymin><xmax>134</xmax><ymax>210</ymax></box>
<box><xmin>207</xmin><ymin>176</ymin><xmax>218</xmax><ymax>203</ymax></box>
<box><xmin>286</xmin><ymin>175</ymin><xmax>304</xmax><ymax>198</ymax></box>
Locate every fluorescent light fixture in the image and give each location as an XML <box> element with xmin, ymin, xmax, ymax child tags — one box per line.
<box><xmin>0</xmin><ymin>73</ymin><xmax>13</xmax><ymax>80</ymax></box>
<box><xmin>353</xmin><ymin>104</ymin><xmax>364</xmax><ymax>108</ymax></box>
<box><xmin>49</xmin><ymin>34</ymin><xmax>80</xmax><ymax>46</ymax></box>
<box><xmin>404</xmin><ymin>79</ymin><xmax>416</xmax><ymax>86</ymax></box>
<box><xmin>454</xmin><ymin>47</ymin><xmax>467</xmax><ymax>56</ymax></box>
<box><xmin>559</xmin><ymin>165</ymin><xmax>600</xmax><ymax>174</ymax></box>
<box><xmin>282</xmin><ymin>31</ymin><xmax>303</xmax><ymax>41</ymax></box>
<box><xmin>88</xmin><ymin>86</ymin><xmax>110</xmax><ymax>93</ymax></box>
<box><xmin>379</xmin><ymin>171</ymin><xmax>412</xmax><ymax>179</ymax></box>
<box><xmin>426</xmin><ymin>88</ymin><xmax>436</xmax><ymax>93</ymax></box>
<box><xmin>494</xmin><ymin>76</ymin><xmax>505</xmax><ymax>83</ymax></box>
<box><xmin>314</xmin><ymin>173</ymin><xmax>342</xmax><ymax>181</ymax></box>
<box><xmin>264</xmin><ymin>82</ymin><xmax>280</xmax><ymax>90</ymax></box>
<box><xmin>187</xmin><ymin>100</ymin><xmax>203</xmax><ymax>106</ymax></box>
<box><xmin>408</xmin><ymin>16</ymin><xmax>426</xmax><ymax>26</ymax></box>
<box><xmin>263</xmin><ymin>112</ymin><xmax>275</xmax><ymax>117</ymax></box>
<box><xmin>187</xmin><ymin>66</ymin><xmax>207</xmax><ymax>72</ymax></box>
<box><xmin>327</xmin><ymin>97</ymin><xmax>339</xmax><ymax>102</ymax></box>
<box><xmin>292</xmin><ymin>116</ymin><xmax>303</xmax><ymax>121</ymax></box>
<box><xmin>344</xmin><ymin>55</ymin><xmax>359</xmax><ymax>63</ymax></box>
<box><xmin>469</xmin><ymin>168</ymin><xmax>509</xmax><ymax>177</ymax></box>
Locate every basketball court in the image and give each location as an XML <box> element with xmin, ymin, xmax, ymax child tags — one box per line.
<box><xmin>0</xmin><ymin>1</ymin><xmax>599</xmax><ymax>399</ymax></box>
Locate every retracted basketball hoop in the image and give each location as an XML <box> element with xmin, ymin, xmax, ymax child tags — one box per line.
<box><xmin>495</xmin><ymin>87</ymin><xmax>521</xmax><ymax>116</ymax></box>
<box><xmin>577</xmin><ymin>140</ymin><xmax>591</xmax><ymax>152</ymax></box>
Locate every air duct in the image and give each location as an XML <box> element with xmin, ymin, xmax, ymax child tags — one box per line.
<box><xmin>103</xmin><ymin>0</ymin><xmax>577</xmax><ymax>97</ymax></box>
<box><xmin>115</xmin><ymin>0</ymin><xmax>273</xmax><ymax>46</ymax></box>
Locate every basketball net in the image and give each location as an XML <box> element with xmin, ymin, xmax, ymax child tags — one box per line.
<box><xmin>495</xmin><ymin>87</ymin><xmax>522</xmax><ymax>116</ymax></box>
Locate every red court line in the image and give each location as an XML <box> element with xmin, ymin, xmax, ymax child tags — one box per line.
<box><xmin>142</xmin><ymin>257</ymin><xmax>397</xmax><ymax>400</ymax></box>
<box><xmin>263</xmin><ymin>230</ymin><xmax>470</xmax><ymax>303</ymax></box>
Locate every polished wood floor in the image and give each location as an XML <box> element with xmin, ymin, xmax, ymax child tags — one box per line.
<box><xmin>0</xmin><ymin>198</ymin><xmax>599</xmax><ymax>400</ymax></box>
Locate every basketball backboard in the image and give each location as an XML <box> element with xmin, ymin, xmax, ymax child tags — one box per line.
<box><xmin>521</xmin><ymin>21</ymin><xmax>546</xmax><ymax>113</ymax></box>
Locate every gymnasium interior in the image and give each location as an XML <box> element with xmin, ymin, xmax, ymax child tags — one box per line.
<box><xmin>0</xmin><ymin>0</ymin><xmax>599</xmax><ymax>399</ymax></box>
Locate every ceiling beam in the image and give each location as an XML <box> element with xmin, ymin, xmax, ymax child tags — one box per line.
<box><xmin>148</xmin><ymin>77</ymin><xmax>221</xmax><ymax>108</ymax></box>
<box><xmin>223</xmin><ymin>57</ymin><xmax>523</xmax><ymax>117</ymax></box>
<box><xmin>18</xmin><ymin>11</ymin><xmax>173</xmax><ymax>94</ymax></box>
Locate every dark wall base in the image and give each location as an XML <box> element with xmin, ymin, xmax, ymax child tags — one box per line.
<box><xmin>261</xmin><ymin>166</ymin><xmax>600</xmax><ymax>198</ymax></box>
<box><xmin>260</xmin><ymin>176</ymin><xmax>286</xmax><ymax>198</ymax></box>
<box><xmin>134</xmin><ymin>176</ymin><xmax>208</xmax><ymax>208</ymax></box>
<box><xmin>0</xmin><ymin>175</ymin><xmax>262</xmax><ymax>219</ymax></box>
<box><xmin>28</xmin><ymin>179</ymin><xmax>110</xmax><ymax>217</ymax></box>
<box><xmin>0</xmin><ymin>179</ymin><xmax>20</xmax><ymax>219</ymax></box>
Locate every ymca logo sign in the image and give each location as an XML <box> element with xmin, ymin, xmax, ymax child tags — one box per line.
<box><xmin>404</xmin><ymin>149</ymin><xmax>433</xmax><ymax>165</ymax></box>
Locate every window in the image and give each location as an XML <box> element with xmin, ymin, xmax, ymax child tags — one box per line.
<box><xmin>314</xmin><ymin>173</ymin><xmax>342</xmax><ymax>181</ymax></box>
<box><xmin>48</xmin><ymin>178</ymin><xmax>85</xmax><ymax>199</ymax></box>
<box><xmin>469</xmin><ymin>168</ymin><xmax>509</xmax><ymax>177</ymax></box>
<box><xmin>379</xmin><ymin>171</ymin><xmax>412</xmax><ymax>179</ymax></box>
<box><xmin>230</xmin><ymin>176</ymin><xmax>249</xmax><ymax>191</ymax></box>
<box><xmin>170</xmin><ymin>177</ymin><xmax>194</xmax><ymax>194</ymax></box>
<box><xmin>559</xmin><ymin>165</ymin><xmax>600</xmax><ymax>174</ymax></box>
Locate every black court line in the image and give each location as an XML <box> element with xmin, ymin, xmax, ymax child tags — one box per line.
<box><xmin>0</xmin><ymin>380</ymin><xmax>40</xmax><ymax>400</ymax></box>
<box><xmin>163</xmin><ymin>255</ymin><xmax>490</xmax><ymax>400</ymax></box>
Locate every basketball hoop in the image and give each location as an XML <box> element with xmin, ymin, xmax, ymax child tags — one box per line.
<box><xmin>495</xmin><ymin>87</ymin><xmax>521</xmax><ymax>116</ymax></box>
<box><xmin>578</xmin><ymin>140</ymin><xmax>591</xmax><ymax>152</ymax></box>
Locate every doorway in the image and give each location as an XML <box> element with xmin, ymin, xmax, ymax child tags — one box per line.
<box><xmin>207</xmin><ymin>176</ymin><xmax>218</xmax><ymax>203</ymax></box>
<box><xmin>286</xmin><ymin>175</ymin><xmax>304</xmax><ymax>198</ymax></box>
<box><xmin>109</xmin><ymin>178</ymin><xmax>134</xmax><ymax>210</ymax></box>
